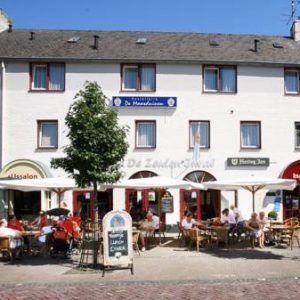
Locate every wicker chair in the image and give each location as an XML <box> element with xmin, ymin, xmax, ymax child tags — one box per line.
<box><xmin>210</xmin><ymin>226</ymin><xmax>229</xmax><ymax>249</ymax></box>
<box><xmin>132</xmin><ymin>231</ymin><xmax>140</xmax><ymax>255</ymax></box>
<box><xmin>188</xmin><ymin>228</ymin><xmax>209</xmax><ymax>252</ymax></box>
<box><xmin>0</xmin><ymin>236</ymin><xmax>23</xmax><ymax>262</ymax></box>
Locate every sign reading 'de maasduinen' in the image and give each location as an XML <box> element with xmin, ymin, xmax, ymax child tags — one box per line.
<box><xmin>227</xmin><ymin>157</ymin><xmax>270</xmax><ymax>167</ymax></box>
<box><xmin>112</xmin><ymin>96</ymin><xmax>177</xmax><ymax>107</ymax></box>
<box><xmin>103</xmin><ymin>210</ymin><xmax>133</xmax><ymax>268</ymax></box>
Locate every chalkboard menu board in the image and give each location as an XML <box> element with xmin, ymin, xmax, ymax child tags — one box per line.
<box><xmin>161</xmin><ymin>196</ymin><xmax>174</xmax><ymax>213</ymax></box>
<box><xmin>108</xmin><ymin>230</ymin><xmax>128</xmax><ymax>257</ymax></box>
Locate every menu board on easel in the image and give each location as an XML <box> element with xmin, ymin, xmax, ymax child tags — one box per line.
<box><xmin>102</xmin><ymin>210</ymin><xmax>133</xmax><ymax>276</ymax></box>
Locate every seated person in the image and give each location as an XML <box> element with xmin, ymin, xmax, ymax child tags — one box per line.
<box><xmin>181</xmin><ymin>212</ymin><xmax>200</xmax><ymax>236</ymax></box>
<box><xmin>29</xmin><ymin>221</ymin><xmax>55</xmax><ymax>255</ymax></box>
<box><xmin>0</xmin><ymin>219</ymin><xmax>23</xmax><ymax>250</ymax></box>
<box><xmin>230</xmin><ymin>204</ymin><xmax>244</xmax><ymax>240</ymax></box>
<box><xmin>7</xmin><ymin>215</ymin><xmax>24</xmax><ymax>232</ymax></box>
<box><xmin>70</xmin><ymin>211</ymin><xmax>82</xmax><ymax>228</ymax></box>
<box><xmin>245</xmin><ymin>212</ymin><xmax>264</xmax><ymax>248</ymax></box>
<box><xmin>138</xmin><ymin>211</ymin><xmax>157</xmax><ymax>252</ymax></box>
<box><xmin>30</xmin><ymin>211</ymin><xmax>48</xmax><ymax>229</ymax></box>
<box><xmin>220</xmin><ymin>208</ymin><xmax>236</xmax><ymax>233</ymax></box>
<box><xmin>257</xmin><ymin>211</ymin><xmax>269</xmax><ymax>244</ymax></box>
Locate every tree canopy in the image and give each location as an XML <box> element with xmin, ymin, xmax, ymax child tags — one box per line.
<box><xmin>51</xmin><ymin>81</ymin><xmax>128</xmax><ymax>187</ymax></box>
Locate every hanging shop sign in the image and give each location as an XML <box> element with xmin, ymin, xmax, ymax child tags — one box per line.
<box><xmin>227</xmin><ymin>157</ymin><xmax>270</xmax><ymax>167</ymax></box>
<box><xmin>161</xmin><ymin>196</ymin><xmax>174</xmax><ymax>213</ymax></box>
<box><xmin>112</xmin><ymin>96</ymin><xmax>177</xmax><ymax>108</ymax></box>
<box><xmin>102</xmin><ymin>210</ymin><xmax>133</xmax><ymax>276</ymax></box>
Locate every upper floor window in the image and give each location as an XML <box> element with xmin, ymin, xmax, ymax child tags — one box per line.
<box><xmin>189</xmin><ymin>121</ymin><xmax>210</xmax><ymax>148</ymax></box>
<box><xmin>203</xmin><ymin>65</ymin><xmax>236</xmax><ymax>93</ymax></box>
<box><xmin>295</xmin><ymin>122</ymin><xmax>300</xmax><ymax>148</ymax></box>
<box><xmin>37</xmin><ymin>120</ymin><xmax>58</xmax><ymax>149</ymax></box>
<box><xmin>122</xmin><ymin>64</ymin><xmax>155</xmax><ymax>91</ymax></box>
<box><xmin>136</xmin><ymin>121</ymin><xmax>156</xmax><ymax>148</ymax></box>
<box><xmin>285</xmin><ymin>69</ymin><xmax>300</xmax><ymax>94</ymax></box>
<box><xmin>240</xmin><ymin>121</ymin><xmax>261</xmax><ymax>149</ymax></box>
<box><xmin>31</xmin><ymin>63</ymin><xmax>65</xmax><ymax>91</ymax></box>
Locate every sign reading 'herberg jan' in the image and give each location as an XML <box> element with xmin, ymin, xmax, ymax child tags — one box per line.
<box><xmin>112</xmin><ymin>96</ymin><xmax>177</xmax><ymax>107</ymax></box>
<box><xmin>227</xmin><ymin>157</ymin><xmax>270</xmax><ymax>167</ymax></box>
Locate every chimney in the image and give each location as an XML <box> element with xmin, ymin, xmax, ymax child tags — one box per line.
<box><xmin>8</xmin><ymin>23</ymin><xmax>12</xmax><ymax>32</ymax></box>
<box><xmin>254</xmin><ymin>39</ymin><xmax>259</xmax><ymax>52</ymax></box>
<box><xmin>30</xmin><ymin>31</ymin><xmax>35</xmax><ymax>40</ymax></box>
<box><xmin>93</xmin><ymin>35</ymin><xmax>99</xmax><ymax>49</ymax></box>
<box><xmin>291</xmin><ymin>19</ymin><xmax>300</xmax><ymax>41</ymax></box>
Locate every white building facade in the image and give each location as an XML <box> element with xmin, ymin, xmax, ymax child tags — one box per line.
<box><xmin>1</xmin><ymin>17</ymin><xmax>300</xmax><ymax>225</ymax></box>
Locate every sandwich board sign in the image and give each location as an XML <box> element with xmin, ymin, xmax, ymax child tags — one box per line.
<box><xmin>102</xmin><ymin>210</ymin><xmax>133</xmax><ymax>276</ymax></box>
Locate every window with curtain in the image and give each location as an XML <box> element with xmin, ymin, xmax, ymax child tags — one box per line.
<box><xmin>31</xmin><ymin>63</ymin><xmax>65</xmax><ymax>91</ymax></box>
<box><xmin>122</xmin><ymin>64</ymin><xmax>155</xmax><ymax>91</ymax></box>
<box><xmin>136</xmin><ymin>121</ymin><xmax>156</xmax><ymax>148</ymax></box>
<box><xmin>204</xmin><ymin>65</ymin><xmax>236</xmax><ymax>93</ymax></box>
<box><xmin>241</xmin><ymin>122</ymin><xmax>260</xmax><ymax>148</ymax></box>
<box><xmin>189</xmin><ymin>121</ymin><xmax>210</xmax><ymax>148</ymax></box>
<box><xmin>285</xmin><ymin>69</ymin><xmax>299</xmax><ymax>94</ymax></box>
<box><xmin>295</xmin><ymin>123</ymin><xmax>300</xmax><ymax>148</ymax></box>
<box><xmin>38</xmin><ymin>121</ymin><xmax>58</xmax><ymax>148</ymax></box>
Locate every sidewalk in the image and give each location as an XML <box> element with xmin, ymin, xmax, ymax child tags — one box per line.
<box><xmin>1</xmin><ymin>236</ymin><xmax>300</xmax><ymax>286</ymax></box>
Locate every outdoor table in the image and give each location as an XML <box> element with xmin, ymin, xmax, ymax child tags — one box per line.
<box><xmin>22</xmin><ymin>231</ymin><xmax>40</xmax><ymax>254</ymax></box>
<box><xmin>267</xmin><ymin>225</ymin><xmax>291</xmax><ymax>246</ymax></box>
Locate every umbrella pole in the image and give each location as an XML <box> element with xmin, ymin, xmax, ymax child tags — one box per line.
<box><xmin>252</xmin><ymin>191</ymin><xmax>255</xmax><ymax>212</ymax></box>
<box><xmin>158</xmin><ymin>190</ymin><xmax>163</xmax><ymax>246</ymax></box>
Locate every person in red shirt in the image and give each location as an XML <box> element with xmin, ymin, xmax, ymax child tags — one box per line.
<box><xmin>7</xmin><ymin>215</ymin><xmax>24</xmax><ymax>232</ymax></box>
<box><xmin>62</xmin><ymin>216</ymin><xmax>74</xmax><ymax>236</ymax></box>
<box><xmin>31</xmin><ymin>211</ymin><xmax>48</xmax><ymax>229</ymax></box>
<box><xmin>70</xmin><ymin>211</ymin><xmax>82</xmax><ymax>228</ymax></box>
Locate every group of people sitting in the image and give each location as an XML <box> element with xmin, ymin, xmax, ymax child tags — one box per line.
<box><xmin>180</xmin><ymin>205</ymin><xmax>269</xmax><ymax>248</ymax></box>
<box><xmin>0</xmin><ymin>211</ymin><xmax>82</xmax><ymax>258</ymax></box>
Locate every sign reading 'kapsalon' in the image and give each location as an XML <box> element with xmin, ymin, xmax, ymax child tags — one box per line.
<box><xmin>227</xmin><ymin>157</ymin><xmax>270</xmax><ymax>167</ymax></box>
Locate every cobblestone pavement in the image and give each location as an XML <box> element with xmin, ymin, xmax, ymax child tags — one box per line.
<box><xmin>1</xmin><ymin>237</ymin><xmax>300</xmax><ymax>299</ymax></box>
<box><xmin>0</xmin><ymin>280</ymin><xmax>299</xmax><ymax>300</ymax></box>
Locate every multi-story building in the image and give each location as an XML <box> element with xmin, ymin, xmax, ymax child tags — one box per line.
<box><xmin>1</xmin><ymin>11</ymin><xmax>300</xmax><ymax>225</ymax></box>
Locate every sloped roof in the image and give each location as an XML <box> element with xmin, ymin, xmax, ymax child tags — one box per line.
<box><xmin>0</xmin><ymin>28</ymin><xmax>299</xmax><ymax>65</ymax></box>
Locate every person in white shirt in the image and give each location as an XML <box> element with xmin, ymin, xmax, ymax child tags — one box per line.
<box><xmin>230</xmin><ymin>205</ymin><xmax>245</xmax><ymax>241</ymax></box>
<box><xmin>0</xmin><ymin>219</ymin><xmax>23</xmax><ymax>250</ymax></box>
<box><xmin>221</xmin><ymin>208</ymin><xmax>236</xmax><ymax>233</ymax></box>
<box><xmin>138</xmin><ymin>211</ymin><xmax>157</xmax><ymax>252</ymax></box>
<box><xmin>181</xmin><ymin>212</ymin><xmax>199</xmax><ymax>234</ymax></box>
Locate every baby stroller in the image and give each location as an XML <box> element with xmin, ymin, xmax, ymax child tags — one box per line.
<box><xmin>50</xmin><ymin>226</ymin><xmax>72</xmax><ymax>259</ymax></box>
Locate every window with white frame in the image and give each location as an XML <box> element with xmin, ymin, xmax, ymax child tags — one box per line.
<box><xmin>241</xmin><ymin>122</ymin><xmax>261</xmax><ymax>149</ymax></box>
<box><xmin>285</xmin><ymin>69</ymin><xmax>299</xmax><ymax>94</ymax></box>
<box><xmin>189</xmin><ymin>121</ymin><xmax>210</xmax><ymax>148</ymax></box>
<box><xmin>122</xmin><ymin>64</ymin><xmax>155</xmax><ymax>91</ymax></box>
<box><xmin>38</xmin><ymin>121</ymin><xmax>58</xmax><ymax>148</ymax></box>
<box><xmin>31</xmin><ymin>63</ymin><xmax>65</xmax><ymax>91</ymax></box>
<box><xmin>136</xmin><ymin>121</ymin><xmax>156</xmax><ymax>148</ymax></box>
<box><xmin>295</xmin><ymin>122</ymin><xmax>300</xmax><ymax>148</ymax></box>
<box><xmin>203</xmin><ymin>66</ymin><xmax>236</xmax><ymax>93</ymax></box>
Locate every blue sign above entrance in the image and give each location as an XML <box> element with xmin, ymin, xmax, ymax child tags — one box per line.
<box><xmin>112</xmin><ymin>96</ymin><xmax>177</xmax><ymax>108</ymax></box>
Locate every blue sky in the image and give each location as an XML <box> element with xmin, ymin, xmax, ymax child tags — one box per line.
<box><xmin>0</xmin><ymin>0</ymin><xmax>296</xmax><ymax>36</ymax></box>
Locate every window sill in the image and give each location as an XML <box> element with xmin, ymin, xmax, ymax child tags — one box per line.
<box><xmin>240</xmin><ymin>147</ymin><xmax>261</xmax><ymax>150</ymax></box>
<box><xmin>284</xmin><ymin>93</ymin><xmax>300</xmax><ymax>96</ymax></box>
<box><xmin>28</xmin><ymin>90</ymin><xmax>65</xmax><ymax>93</ymax></box>
<box><xmin>188</xmin><ymin>147</ymin><xmax>210</xmax><ymax>150</ymax></box>
<box><xmin>135</xmin><ymin>146</ymin><xmax>156</xmax><ymax>150</ymax></box>
<box><xmin>202</xmin><ymin>91</ymin><xmax>237</xmax><ymax>94</ymax></box>
<box><xmin>120</xmin><ymin>90</ymin><xmax>156</xmax><ymax>93</ymax></box>
<box><xmin>36</xmin><ymin>147</ymin><xmax>58</xmax><ymax>151</ymax></box>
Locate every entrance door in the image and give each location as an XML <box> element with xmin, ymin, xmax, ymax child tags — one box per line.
<box><xmin>13</xmin><ymin>191</ymin><xmax>41</xmax><ymax>220</ymax></box>
<box><xmin>283</xmin><ymin>187</ymin><xmax>300</xmax><ymax>221</ymax></box>
<box><xmin>73</xmin><ymin>190</ymin><xmax>113</xmax><ymax>222</ymax></box>
<box><xmin>180</xmin><ymin>171</ymin><xmax>220</xmax><ymax>221</ymax></box>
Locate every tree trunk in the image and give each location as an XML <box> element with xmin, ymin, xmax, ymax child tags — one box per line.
<box><xmin>93</xmin><ymin>181</ymin><xmax>99</xmax><ymax>268</ymax></box>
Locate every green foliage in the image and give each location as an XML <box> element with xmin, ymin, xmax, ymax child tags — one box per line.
<box><xmin>51</xmin><ymin>81</ymin><xmax>129</xmax><ymax>187</ymax></box>
<box><xmin>267</xmin><ymin>210</ymin><xmax>278</xmax><ymax>220</ymax></box>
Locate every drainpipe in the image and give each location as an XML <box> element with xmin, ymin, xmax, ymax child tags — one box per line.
<box><xmin>0</xmin><ymin>60</ymin><xmax>5</xmax><ymax>169</ymax></box>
